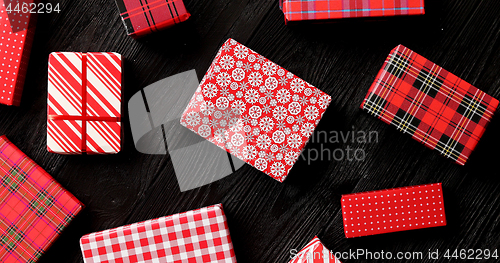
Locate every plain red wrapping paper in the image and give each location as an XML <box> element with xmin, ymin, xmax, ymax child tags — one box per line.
<box><xmin>341</xmin><ymin>183</ymin><xmax>446</xmax><ymax>238</ymax></box>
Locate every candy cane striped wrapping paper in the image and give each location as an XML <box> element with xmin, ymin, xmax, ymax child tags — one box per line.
<box><xmin>290</xmin><ymin>236</ymin><xmax>342</xmax><ymax>263</ymax></box>
<box><xmin>80</xmin><ymin>204</ymin><xmax>237</xmax><ymax>263</ymax></box>
<box><xmin>47</xmin><ymin>52</ymin><xmax>122</xmax><ymax>154</ymax></box>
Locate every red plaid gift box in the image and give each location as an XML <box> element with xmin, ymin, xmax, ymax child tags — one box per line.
<box><xmin>115</xmin><ymin>0</ymin><xmax>191</xmax><ymax>38</ymax></box>
<box><xmin>47</xmin><ymin>52</ymin><xmax>123</xmax><ymax>154</ymax></box>
<box><xmin>361</xmin><ymin>45</ymin><xmax>499</xmax><ymax>165</ymax></box>
<box><xmin>0</xmin><ymin>135</ymin><xmax>84</xmax><ymax>263</ymax></box>
<box><xmin>289</xmin><ymin>236</ymin><xmax>341</xmax><ymax>263</ymax></box>
<box><xmin>0</xmin><ymin>0</ymin><xmax>37</xmax><ymax>106</ymax></box>
<box><xmin>341</xmin><ymin>183</ymin><xmax>446</xmax><ymax>238</ymax></box>
<box><xmin>180</xmin><ymin>39</ymin><xmax>331</xmax><ymax>182</ymax></box>
<box><xmin>281</xmin><ymin>0</ymin><xmax>425</xmax><ymax>24</ymax></box>
<box><xmin>80</xmin><ymin>204</ymin><xmax>237</xmax><ymax>263</ymax></box>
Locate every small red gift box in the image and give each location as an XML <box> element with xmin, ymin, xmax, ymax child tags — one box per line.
<box><xmin>115</xmin><ymin>0</ymin><xmax>191</xmax><ymax>38</ymax></box>
<box><xmin>180</xmin><ymin>39</ymin><xmax>331</xmax><ymax>182</ymax></box>
<box><xmin>361</xmin><ymin>45</ymin><xmax>499</xmax><ymax>165</ymax></box>
<box><xmin>281</xmin><ymin>0</ymin><xmax>425</xmax><ymax>24</ymax></box>
<box><xmin>341</xmin><ymin>183</ymin><xmax>446</xmax><ymax>238</ymax></box>
<box><xmin>47</xmin><ymin>52</ymin><xmax>123</xmax><ymax>154</ymax></box>
<box><xmin>0</xmin><ymin>0</ymin><xmax>37</xmax><ymax>106</ymax></box>
<box><xmin>80</xmin><ymin>204</ymin><xmax>237</xmax><ymax>263</ymax></box>
<box><xmin>290</xmin><ymin>236</ymin><xmax>341</xmax><ymax>263</ymax></box>
<box><xmin>0</xmin><ymin>135</ymin><xmax>84</xmax><ymax>263</ymax></box>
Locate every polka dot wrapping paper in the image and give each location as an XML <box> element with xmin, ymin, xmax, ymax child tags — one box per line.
<box><xmin>80</xmin><ymin>204</ymin><xmax>237</xmax><ymax>263</ymax></box>
<box><xmin>180</xmin><ymin>38</ymin><xmax>332</xmax><ymax>182</ymax></box>
<box><xmin>341</xmin><ymin>183</ymin><xmax>446</xmax><ymax>238</ymax></box>
<box><xmin>0</xmin><ymin>0</ymin><xmax>37</xmax><ymax>106</ymax></box>
<box><xmin>289</xmin><ymin>236</ymin><xmax>342</xmax><ymax>263</ymax></box>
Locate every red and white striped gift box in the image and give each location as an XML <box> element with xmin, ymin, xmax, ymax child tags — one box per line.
<box><xmin>290</xmin><ymin>236</ymin><xmax>341</xmax><ymax>263</ymax></box>
<box><xmin>80</xmin><ymin>204</ymin><xmax>237</xmax><ymax>263</ymax></box>
<box><xmin>47</xmin><ymin>52</ymin><xmax>122</xmax><ymax>154</ymax></box>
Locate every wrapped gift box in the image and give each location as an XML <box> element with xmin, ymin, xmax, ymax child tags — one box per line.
<box><xmin>47</xmin><ymin>52</ymin><xmax>123</xmax><ymax>154</ymax></box>
<box><xmin>290</xmin><ymin>236</ymin><xmax>341</xmax><ymax>263</ymax></box>
<box><xmin>281</xmin><ymin>0</ymin><xmax>425</xmax><ymax>24</ymax></box>
<box><xmin>361</xmin><ymin>45</ymin><xmax>499</xmax><ymax>165</ymax></box>
<box><xmin>0</xmin><ymin>135</ymin><xmax>84</xmax><ymax>262</ymax></box>
<box><xmin>80</xmin><ymin>204</ymin><xmax>237</xmax><ymax>263</ymax></box>
<box><xmin>341</xmin><ymin>183</ymin><xmax>446</xmax><ymax>238</ymax></box>
<box><xmin>115</xmin><ymin>0</ymin><xmax>191</xmax><ymax>38</ymax></box>
<box><xmin>0</xmin><ymin>0</ymin><xmax>37</xmax><ymax>106</ymax></box>
<box><xmin>180</xmin><ymin>38</ymin><xmax>331</xmax><ymax>182</ymax></box>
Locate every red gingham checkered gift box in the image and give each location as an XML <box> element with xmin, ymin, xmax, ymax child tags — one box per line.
<box><xmin>0</xmin><ymin>135</ymin><xmax>84</xmax><ymax>263</ymax></box>
<box><xmin>47</xmin><ymin>52</ymin><xmax>123</xmax><ymax>154</ymax></box>
<box><xmin>280</xmin><ymin>0</ymin><xmax>425</xmax><ymax>24</ymax></box>
<box><xmin>80</xmin><ymin>204</ymin><xmax>237</xmax><ymax>263</ymax></box>
<box><xmin>115</xmin><ymin>0</ymin><xmax>191</xmax><ymax>38</ymax></box>
<box><xmin>341</xmin><ymin>183</ymin><xmax>446</xmax><ymax>238</ymax></box>
<box><xmin>180</xmin><ymin>39</ymin><xmax>331</xmax><ymax>182</ymax></box>
<box><xmin>289</xmin><ymin>236</ymin><xmax>341</xmax><ymax>263</ymax></box>
<box><xmin>361</xmin><ymin>45</ymin><xmax>499</xmax><ymax>165</ymax></box>
<box><xmin>0</xmin><ymin>0</ymin><xmax>37</xmax><ymax>106</ymax></box>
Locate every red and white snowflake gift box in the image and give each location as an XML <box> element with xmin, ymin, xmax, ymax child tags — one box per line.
<box><xmin>0</xmin><ymin>0</ymin><xmax>37</xmax><ymax>106</ymax></box>
<box><xmin>341</xmin><ymin>183</ymin><xmax>447</xmax><ymax>238</ymax></box>
<box><xmin>80</xmin><ymin>204</ymin><xmax>237</xmax><ymax>263</ymax></box>
<box><xmin>180</xmin><ymin>38</ymin><xmax>331</xmax><ymax>182</ymax></box>
<box><xmin>47</xmin><ymin>52</ymin><xmax>122</xmax><ymax>154</ymax></box>
<box><xmin>289</xmin><ymin>236</ymin><xmax>341</xmax><ymax>263</ymax></box>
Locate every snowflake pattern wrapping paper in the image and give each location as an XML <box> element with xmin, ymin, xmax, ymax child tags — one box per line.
<box><xmin>361</xmin><ymin>45</ymin><xmax>499</xmax><ymax>165</ymax></box>
<box><xmin>289</xmin><ymin>236</ymin><xmax>342</xmax><ymax>263</ymax></box>
<box><xmin>341</xmin><ymin>183</ymin><xmax>446</xmax><ymax>238</ymax></box>
<box><xmin>0</xmin><ymin>135</ymin><xmax>83</xmax><ymax>263</ymax></box>
<box><xmin>180</xmin><ymin>39</ymin><xmax>331</xmax><ymax>182</ymax></box>
<box><xmin>0</xmin><ymin>0</ymin><xmax>37</xmax><ymax>106</ymax></box>
<box><xmin>80</xmin><ymin>204</ymin><xmax>237</xmax><ymax>263</ymax></box>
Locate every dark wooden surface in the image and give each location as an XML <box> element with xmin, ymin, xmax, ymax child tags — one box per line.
<box><xmin>1</xmin><ymin>0</ymin><xmax>499</xmax><ymax>262</ymax></box>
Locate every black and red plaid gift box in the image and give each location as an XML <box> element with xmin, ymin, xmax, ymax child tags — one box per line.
<box><xmin>361</xmin><ymin>45</ymin><xmax>499</xmax><ymax>165</ymax></box>
<box><xmin>0</xmin><ymin>135</ymin><xmax>83</xmax><ymax>263</ymax></box>
<box><xmin>115</xmin><ymin>0</ymin><xmax>191</xmax><ymax>38</ymax></box>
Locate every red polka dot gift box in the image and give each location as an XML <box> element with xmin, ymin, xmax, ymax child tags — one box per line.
<box><xmin>180</xmin><ymin>38</ymin><xmax>332</xmax><ymax>182</ymax></box>
<box><xmin>361</xmin><ymin>45</ymin><xmax>499</xmax><ymax>165</ymax></box>
<box><xmin>80</xmin><ymin>204</ymin><xmax>237</xmax><ymax>263</ymax></box>
<box><xmin>0</xmin><ymin>135</ymin><xmax>84</xmax><ymax>263</ymax></box>
<box><xmin>47</xmin><ymin>52</ymin><xmax>122</xmax><ymax>154</ymax></box>
<box><xmin>341</xmin><ymin>183</ymin><xmax>446</xmax><ymax>238</ymax></box>
<box><xmin>289</xmin><ymin>236</ymin><xmax>342</xmax><ymax>263</ymax></box>
<box><xmin>0</xmin><ymin>0</ymin><xmax>37</xmax><ymax>106</ymax></box>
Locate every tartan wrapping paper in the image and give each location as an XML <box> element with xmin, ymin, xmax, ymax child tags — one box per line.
<box><xmin>0</xmin><ymin>0</ymin><xmax>37</xmax><ymax>106</ymax></box>
<box><xmin>281</xmin><ymin>0</ymin><xmax>425</xmax><ymax>24</ymax></box>
<box><xmin>80</xmin><ymin>204</ymin><xmax>237</xmax><ymax>263</ymax></box>
<box><xmin>341</xmin><ymin>183</ymin><xmax>446</xmax><ymax>238</ymax></box>
<box><xmin>115</xmin><ymin>0</ymin><xmax>191</xmax><ymax>38</ymax></box>
<box><xmin>289</xmin><ymin>236</ymin><xmax>342</xmax><ymax>263</ymax></box>
<box><xmin>0</xmin><ymin>135</ymin><xmax>83</xmax><ymax>263</ymax></box>
<box><xmin>180</xmin><ymin>39</ymin><xmax>331</xmax><ymax>182</ymax></box>
<box><xmin>361</xmin><ymin>45</ymin><xmax>499</xmax><ymax>165</ymax></box>
<box><xmin>47</xmin><ymin>52</ymin><xmax>123</xmax><ymax>154</ymax></box>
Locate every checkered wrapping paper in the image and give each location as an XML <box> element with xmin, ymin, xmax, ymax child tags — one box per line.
<box><xmin>80</xmin><ymin>204</ymin><xmax>237</xmax><ymax>263</ymax></box>
<box><xmin>115</xmin><ymin>0</ymin><xmax>190</xmax><ymax>38</ymax></box>
<box><xmin>0</xmin><ymin>135</ymin><xmax>83</xmax><ymax>263</ymax></box>
<box><xmin>289</xmin><ymin>236</ymin><xmax>341</xmax><ymax>263</ymax></box>
<box><xmin>361</xmin><ymin>45</ymin><xmax>499</xmax><ymax>165</ymax></box>
<box><xmin>281</xmin><ymin>0</ymin><xmax>425</xmax><ymax>23</ymax></box>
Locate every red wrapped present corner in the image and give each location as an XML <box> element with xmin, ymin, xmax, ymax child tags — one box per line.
<box><xmin>47</xmin><ymin>52</ymin><xmax>123</xmax><ymax>154</ymax></box>
<box><xmin>180</xmin><ymin>39</ymin><xmax>331</xmax><ymax>182</ymax></box>
<box><xmin>80</xmin><ymin>204</ymin><xmax>237</xmax><ymax>263</ymax></box>
<box><xmin>0</xmin><ymin>0</ymin><xmax>37</xmax><ymax>106</ymax></box>
<box><xmin>361</xmin><ymin>45</ymin><xmax>499</xmax><ymax>165</ymax></box>
<box><xmin>0</xmin><ymin>135</ymin><xmax>84</xmax><ymax>262</ymax></box>
<box><xmin>281</xmin><ymin>0</ymin><xmax>425</xmax><ymax>24</ymax></box>
<box><xmin>341</xmin><ymin>183</ymin><xmax>446</xmax><ymax>238</ymax></box>
<box><xmin>290</xmin><ymin>236</ymin><xmax>341</xmax><ymax>263</ymax></box>
<box><xmin>115</xmin><ymin>0</ymin><xmax>191</xmax><ymax>38</ymax></box>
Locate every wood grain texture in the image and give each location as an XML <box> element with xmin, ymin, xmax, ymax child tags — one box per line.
<box><xmin>1</xmin><ymin>0</ymin><xmax>499</xmax><ymax>262</ymax></box>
